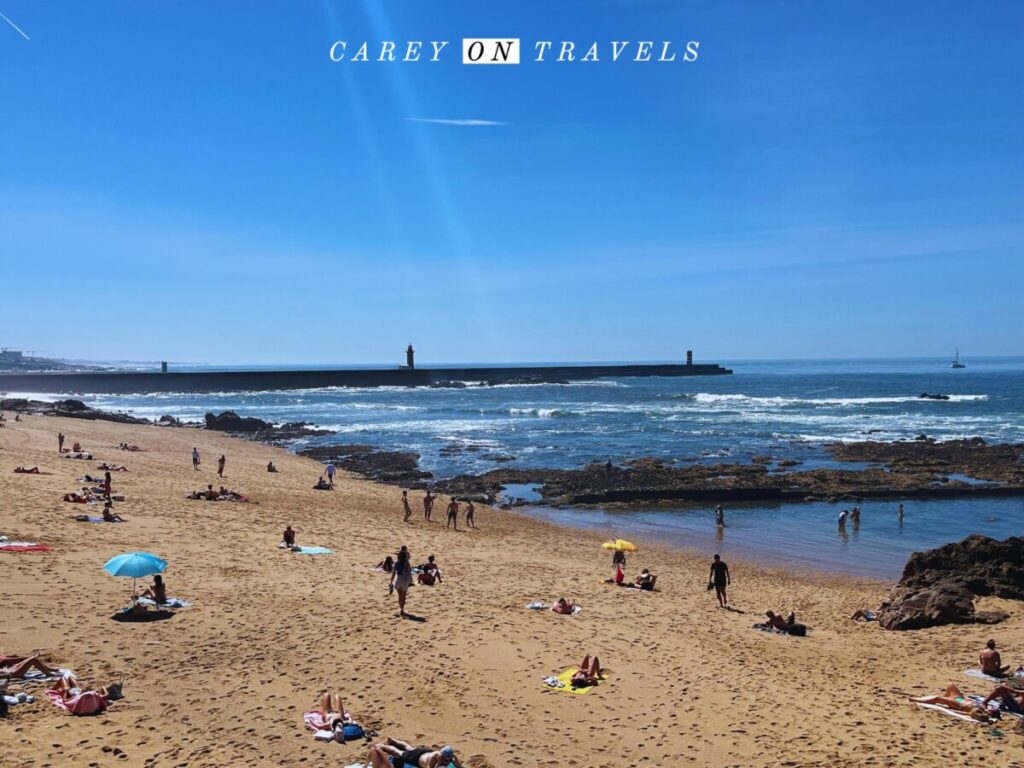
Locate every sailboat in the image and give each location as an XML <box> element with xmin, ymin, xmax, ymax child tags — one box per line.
<box><xmin>951</xmin><ymin>347</ymin><xmax>965</xmax><ymax>369</ymax></box>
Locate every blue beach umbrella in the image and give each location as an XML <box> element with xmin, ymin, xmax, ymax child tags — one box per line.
<box><xmin>103</xmin><ymin>552</ymin><xmax>167</xmax><ymax>595</ymax></box>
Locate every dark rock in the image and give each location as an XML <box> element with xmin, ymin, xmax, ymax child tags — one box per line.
<box><xmin>974</xmin><ymin>610</ymin><xmax>1011</xmax><ymax>625</ymax></box>
<box><xmin>204</xmin><ymin>411</ymin><xmax>272</xmax><ymax>432</ymax></box>
<box><xmin>0</xmin><ymin>397</ymin><xmax>148</xmax><ymax>424</ymax></box>
<box><xmin>158</xmin><ymin>415</ymin><xmax>183</xmax><ymax>426</ymax></box>
<box><xmin>297</xmin><ymin>443</ymin><xmax>431</xmax><ymax>486</ymax></box>
<box><xmin>877</xmin><ymin>535</ymin><xmax>1024</xmax><ymax>630</ymax></box>
<box><xmin>918</xmin><ymin>393</ymin><xmax>951</xmax><ymax>401</ymax></box>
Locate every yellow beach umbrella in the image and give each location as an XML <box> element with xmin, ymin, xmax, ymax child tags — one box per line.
<box><xmin>601</xmin><ymin>539</ymin><xmax>638</xmax><ymax>553</ymax></box>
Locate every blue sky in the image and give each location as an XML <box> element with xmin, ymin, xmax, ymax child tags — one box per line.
<box><xmin>1</xmin><ymin>1</ymin><xmax>1021</xmax><ymax>364</ymax></box>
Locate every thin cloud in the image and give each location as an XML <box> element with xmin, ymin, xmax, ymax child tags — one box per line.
<box><xmin>405</xmin><ymin>118</ymin><xmax>506</xmax><ymax>127</ymax></box>
<box><xmin>0</xmin><ymin>10</ymin><xmax>30</xmax><ymax>40</ymax></box>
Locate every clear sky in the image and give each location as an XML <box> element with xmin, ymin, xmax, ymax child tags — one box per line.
<box><xmin>1</xmin><ymin>1</ymin><xmax>1021</xmax><ymax>364</ymax></box>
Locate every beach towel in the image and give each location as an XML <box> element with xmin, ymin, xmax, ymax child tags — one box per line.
<box><xmin>542</xmin><ymin>668</ymin><xmax>608</xmax><ymax>695</ymax></box>
<box><xmin>136</xmin><ymin>596</ymin><xmax>191</xmax><ymax>609</ymax></box>
<box><xmin>46</xmin><ymin>688</ymin><xmax>107</xmax><ymax>715</ymax></box>
<box><xmin>60</xmin><ymin>452</ymin><xmax>93</xmax><ymax>460</ymax></box>
<box><xmin>915</xmin><ymin>702</ymin><xmax>984</xmax><ymax>723</ymax></box>
<box><xmin>0</xmin><ymin>542</ymin><xmax>50</xmax><ymax>552</ymax></box>
<box><xmin>526</xmin><ymin>602</ymin><xmax>547</xmax><ymax>610</ymax></box>
<box><xmin>303</xmin><ymin>710</ymin><xmax>352</xmax><ymax>732</ymax></box>
<box><xmin>293</xmin><ymin>546</ymin><xmax>333</xmax><ymax>555</ymax></box>
<box><xmin>964</xmin><ymin>668</ymin><xmax>1024</xmax><ymax>684</ymax></box>
<box><xmin>73</xmin><ymin>516</ymin><xmax>123</xmax><ymax>523</ymax></box>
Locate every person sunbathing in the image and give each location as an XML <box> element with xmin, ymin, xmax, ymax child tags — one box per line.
<box><xmin>850</xmin><ymin>609</ymin><xmax>877</xmax><ymax>621</ymax></box>
<box><xmin>551</xmin><ymin>597</ymin><xmax>577</xmax><ymax>615</ymax></box>
<box><xmin>283</xmin><ymin>525</ymin><xmax>297</xmax><ymax>549</ymax></box>
<box><xmin>267</xmin><ymin>461</ymin><xmax>278</xmax><ymax>473</ymax></box>
<box><xmin>571</xmin><ymin>655</ymin><xmax>603</xmax><ymax>688</ymax></box>
<box><xmin>911</xmin><ymin>684</ymin><xmax>991</xmax><ymax>721</ymax></box>
<box><xmin>142</xmin><ymin>575</ymin><xmax>167</xmax><ymax>604</ymax></box>
<box><xmin>375</xmin><ymin>555</ymin><xmax>394</xmax><ymax>573</ymax></box>
<box><xmin>981</xmin><ymin>639</ymin><xmax>1011</xmax><ymax>678</ymax></box>
<box><xmin>71</xmin><ymin>442</ymin><xmax>82</xmax><ymax>453</ymax></box>
<box><xmin>98</xmin><ymin>463</ymin><xmax>128</xmax><ymax>471</ymax></box>
<box><xmin>416</xmin><ymin>555</ymin><xmax>442</xmax><ymax>585</ymax></box>
<box><xmin>0</xmin><ymin>655</ymin><xmax>57</xmax><ymax>680</ymax></box>
<box><xmin>368</xmin><ymin>737</ymin><xmax>461</xmax><ymax>768</ymax></box>
<box><xmin>102</xmin><ymin>501</ymin><xmax>125</xmax><ymax>522</ymax></box>
<box><xmin>760</xmin><ymin>611</ymin><xmax>808</xmax><ymax>636</ymax></box>
<box><xmin>51</xmin><ymin>673</ymin><xmax>113</xmax><ymax>700</ymax></box>
<box><xmin>63</xmin><ymin>491</ymin><xmax>92</xmax><ymax>503</ymax></box>
<box><xmin>319</xmin><ymin>691</ymin><xmax>353</xmax><ymax>729</ymax></box>
<box><xmin>204</xmin><ymin>484</ymin><xmax>219</xmax><ymax>501</ymax></box>
<box><xmin>982</xmin><ymin>682</ymin><xmax>1024</xmax><ymax>713</ymax></box>
<box><xmin>13</xmin><ymin>466</ymin><xmax>40</xmax><ymax>474</ymax></box>
<box><xmin>313</xmin><ymin>476</ymin><xmax>332</xmax><ymax>490</ymax></box>
<box><xmin>631</xmin><ymin>568</ymin><xmax>656</xmax><ymax>591</ymax></box>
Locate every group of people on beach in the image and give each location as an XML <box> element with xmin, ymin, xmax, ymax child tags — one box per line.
<box><xmin>402</xmin><ymin>489</ymin><xmax>476</xmax><ymax>530</ymax></box>
<box><xmin>913</xmin><ymin>639</ymin><xmax>1024</xmax><ymax>722</ymax></box>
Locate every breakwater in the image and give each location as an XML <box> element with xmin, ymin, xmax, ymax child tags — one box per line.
<box><xmin>0</xmin><ymin>362</ymin><xmax>732</xmax><ymax>394</ymax></box>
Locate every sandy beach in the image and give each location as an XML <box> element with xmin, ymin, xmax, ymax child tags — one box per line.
<box><xmin>2</xmin><ymin>414</ymin><xmax>1022</xmax><ymax>767</ymax></box>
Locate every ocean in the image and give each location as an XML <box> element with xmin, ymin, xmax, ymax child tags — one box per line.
<box><xmin>44</xmin><ymin>356</ymin><xmax>1024</xmax><ymax>579</ymax></box>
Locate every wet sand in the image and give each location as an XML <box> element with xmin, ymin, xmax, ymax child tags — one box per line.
<box><xmin>1</xmin><ymin>415</ymin><xmax>1022</xmax><ymax>767</ymax></box>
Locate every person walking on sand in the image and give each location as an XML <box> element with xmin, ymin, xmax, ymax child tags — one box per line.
<box><xmin>709</xmin><ymin>554</ymin><xmax>730</xmax><ymax>608</ymax></box>
<box><xmin>325</xmin><ymin>462</ymin><xmax>336</xmax><ymax>488</ymax></box>
<box><xmin>402</xmin><ymin>490</ymin><xmax>413</xmax><ymax>523</ymax></box>
<box><xmin>390</xmin><ymin>547</ymin><xmax>413</xmax><ymax>618</ymax></box>
<box><xmin>217</xmin><ymin>454</ymin><xmax>226</xmax><ymax>477</ymax></box>
<box><xmin>423</xmin><ymin>490</ymin><xmax>434</xmax><ymax>522</ymax></box>
<box><xmin>192</xmin><ymin>447</ymin><xmax>200</xmax><ymax>470</ymax></box>
<box><xmin>465</xmin><ymin>499</ymin><xmax>476</xmax><ymax>529</ymax></box>
<box><xmin>446</xmin><ymin>498</ymin><xmax>459</xmax><ymax>530</ymax></box>
<box><xmin>58</xmin><ymin>432</ymin><xmax>65</xmax><ymax>452</ymax></box>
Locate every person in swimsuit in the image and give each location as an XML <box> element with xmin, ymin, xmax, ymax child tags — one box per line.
<box><xmin>465</xmin><ymin>500</ymin><xmax>475</xmax><ymax>529</ymax></box>
<box><xmin>217</xmin><ymin>455</ymin><xmax>226</xmax><ymax>477</ymax></box>
<box><xmin>446</xmin><ymin>499</ymin><xmax>459</xmax><ymax>530</ymax></box>
<box><xmin>368</xmin><ymin>737</ymin><xmax>461</xmax><ymax>768</ymax></box>
<box><xmin>267</xmin><ymin>461</ymin><xmax>278</xmax><ymax>473</ymax></box>
<box><xmin>142</xmin><ymin>575</ymin><xmax>167</xmax><ymax>604</ymax></box>
<box><xmin>14</xmin><ymin>466</ymin><xmax>40</xmax><ymax>474</ymax></box>
<box><xmin>571</xmin><ymin>655</ymin><xmax>602</xmax><ymax>688</ymax></box>
<box><xmin>980</xmin><ymin>639</ymin><xmax>1010</xmax><ymax>678</ymax></box>
<box><xmin>423</xmin><ymin>491</ymin><xmax>434</xmax><ymax>522</ymax></box>
<box><xmin>709</xmin><ymin>554</ymin><xmax>730</xmax><ymax>607</ymax></box>
<box><xmin>391</xmin><ymin>549</ymin><xmax>413</xmax><ymax>618</ymax></box>
<box><xmin>911</xmin><ymin>684</ymin><xmax>990</xmax><ymax>721</ymax></box>
<box><xmin>283</xmin><ymin>525</ymin><xmax>296</xmax><ymax>549</ymax></box>
<box><xmin>0</xmin><ymin>655</ymin><xmax>58</xmax><ymax>680</ymax></box>
<box><xmin>192</xmin><ymin>447</ymin><xmax>200</xmax><ymax>470</ymax></box>
<box><xmin>376</xmin><ymin>555</ymin><xmax>394</xmax><ymax>573</ymax></box>
<box><xmin>982</xmin><ymin>682</ymin><xmax>1024</xmax><ymax>713</ymax></box>
<box><xmin>58</xmin><ymin>433</ymin><xmax>65</xmax><ymax>452</ymax></box>
<box><xmin>714</xmin><ymin>505</ymin><xmax>725</xmax><ymax>527</ymax></box>
<box><xmin>417</xmin><ymin>555</ymin><xmax>442</xmax><ymax>585</ymax></box>
<box><xmin>319</xmin><ymin>690</ymin><xmax>353</xmax><ymax>729</ymax></box>
<box><xmin>402</xmin><ymin>490</ymin><xmax>413</xmax><ymax>523</ymax></box>
<box><xmin>102</xmin><ymin>501</ymin><xmax>125</xmax><ymax>522</ymax></box>
<box><xmin>632</xmin><ymin>568</ymin><xmax>656</xmax><ymax>591</ymax></box>
<box><xmin>551</xmin><ymin>597</ymin><xmax>576</xmax><ymax>615</ymax></box>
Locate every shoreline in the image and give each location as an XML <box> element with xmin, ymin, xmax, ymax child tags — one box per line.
<box><xmin>2</xmin><ymin>413</ymin><xmax>1022</xmax><ymax>766</ymax></box>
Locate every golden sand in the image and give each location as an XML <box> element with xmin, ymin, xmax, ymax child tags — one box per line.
<box><xmin>1</xmin><ymin>415</ymin><xmax>1022</xmax><ymax>767</ymax></box>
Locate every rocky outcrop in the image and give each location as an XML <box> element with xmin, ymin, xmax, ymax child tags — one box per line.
<box><xmin>918</xmin><ymin>392</ymin><xmax>951</xmax><ymax>400</ymax></box>
<box><xmin>0</xmin><ymin>398</ymin><xmax>149</xmax><ymax>425</ymax></box>
<box><xmin>828</xmin><ymin>438</ymin><xmax>1024</xmax><ymax>485</ymax></box>
<box><xmin>203</xmin><ymin>411</ymin><xmax>333</xmax><ymax>444</ymax></box>
<box><xmin>877</xmin><ymin>535</ymin><xmax>1022</xmax><ymax>630</ymax></box>
<box><xmin>297</xmin><ymin>444</ymin><xmax>432</xmax><ymax>486</ymax></box>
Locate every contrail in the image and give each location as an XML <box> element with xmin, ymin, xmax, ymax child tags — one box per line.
<box><xmin>0</xmin><ymin>10</ymin><xmax>30</xmax><ymax>40</ymax></box>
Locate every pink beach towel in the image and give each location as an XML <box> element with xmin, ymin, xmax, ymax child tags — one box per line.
<box><xmin>46</xmin><ymin>689</ymin><xmax>107</xmax><ymax>715</ymax></box>
<box><xmin>0</xmin><ymin>542</ymin><xmax>50</xmax><ymax>552</ymax></box>
<box><xmin>304</xmin><ymin>710</ymin><xmax>328</xmax><ymax>731</ymax></box>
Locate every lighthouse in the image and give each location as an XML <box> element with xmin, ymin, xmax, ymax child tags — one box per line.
<box><xmin>406</xmin><ymin>344</ymin><xmax>415</xmax><ymax>370</ymax></box>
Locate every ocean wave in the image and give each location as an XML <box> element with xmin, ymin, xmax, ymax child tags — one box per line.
<box><xmin>690</xmin><ymin>393</ymin><xmax>989</xmax><ymax>407</ymax></box>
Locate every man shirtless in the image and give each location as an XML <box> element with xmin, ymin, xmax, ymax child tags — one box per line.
<box><xmin>446</xmin><ymin>499</ymin><xmax>459</xmax><ymax>530</ymax></box>
<box><xmin>368</xmin><ymin>737</ymin><xmax>462</xmax><ymax>768</ymax></box>
<box><xmin>981</xmin><ymin>639</ymin><xmax>1010</xmax><ymax>678</ymax></box>
<box><xmin>423</xmin><ymin>490</ymin><xmax>434</xmax><ymax>522</ymax></box>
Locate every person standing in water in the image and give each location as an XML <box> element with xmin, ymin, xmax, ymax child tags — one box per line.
<box><xmin>401</xmin><ymin>490</ymin><xmax>412</xmax><ymax>523</ymax></box>
<box><xmin>898</xmin><ymin>503</ymin><xmax>905</xmax><ymax>520</ymax></box>
<box><xmin>838</xmin><ymin>510</ymin><xmax>849</xmax><ymax>527</ymax></box>
<box><xmin>714</xmin><ymin>505</ymin><xmax>725</xmax><ymax>527</ymax></box>
<box><xmin>446</xmin><ymin>498</ymin><xmax>459</xmax><ymax>530</ymax></box>
<box><xmin>709</xmin><ymin>554</ymin><xmax>730</xmax><ymax>607</ymax></box>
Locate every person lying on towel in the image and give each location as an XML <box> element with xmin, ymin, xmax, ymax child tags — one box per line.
<box><xmin>551</xmin><ymin>598</ymin><xmax>577</xmax><ymax>615</ymax></box>
<box><xmin>0</xmin><ymin>655</ymin><xmax>58</xmax><ymax>680</ymax></box>
<box><xmin>368</xmin><ymin>737</ymin><xmax>462</xmax><ymax>768</ymax></box>
<box><xmin>911</xmin><ymin>684</ymin><xmax>992</xmax><ymax>721</ymax></box>
<box><xmin>13</xmin><ymin>466</ymin><xmax>40</xmax><ymax>474</ymax></box>
<box><xmin>571</xmin><ymin>655</ymin><xmax>602</xmax><ymax>688</ymax></box>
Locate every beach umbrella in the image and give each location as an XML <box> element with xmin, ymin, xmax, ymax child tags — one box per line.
<box><xmin>601</xmin><ymin>539</ymin><xmax>638</xmax><ymax>553</ymax></box>
<box><xmin>103</xmin><ymin>552</ymin><xmax>167</xmax><ymax>596</ymax></box>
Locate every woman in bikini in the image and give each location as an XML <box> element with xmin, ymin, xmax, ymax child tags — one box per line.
<box><xmin>571</xmin><ymin>655</ymin><xmax>602</xmax><ymax>688</ymax></box>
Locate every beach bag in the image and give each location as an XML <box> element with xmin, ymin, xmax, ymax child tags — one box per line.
<box><xmin>340</xmin><ymin>722</ymin><xmax>364</xmax><ymax>741</ymax></box>
<box><xmin>787</xmin><ymin>623</ymin><xmax>807</xmax><ymax>637</ymax></box>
